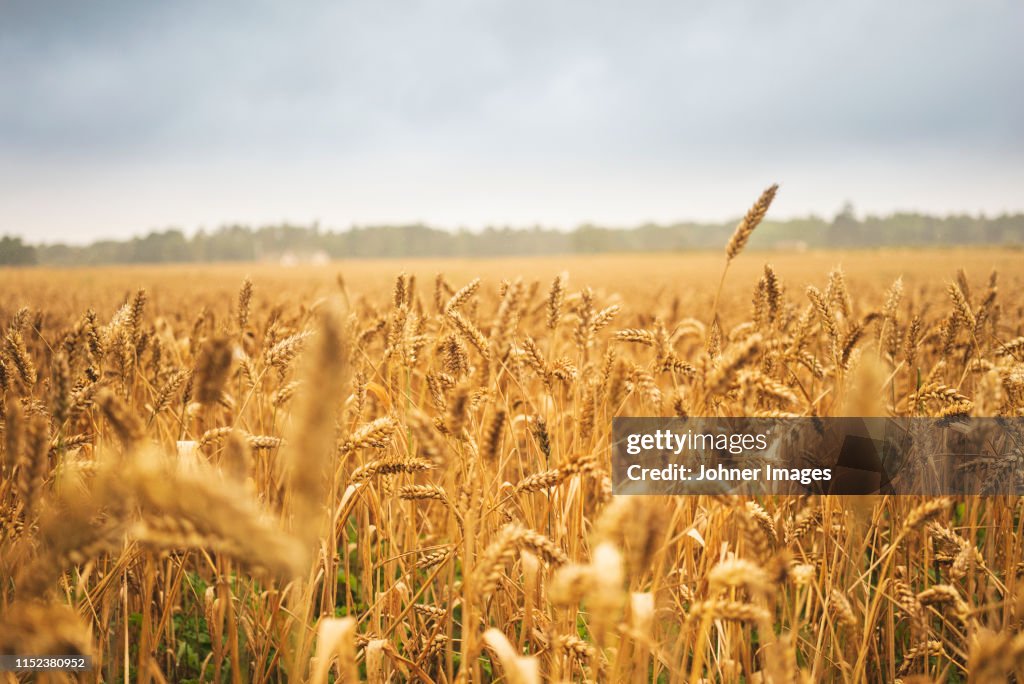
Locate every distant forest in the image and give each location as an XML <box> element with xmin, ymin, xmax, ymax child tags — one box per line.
<box><xmin>3</xmin><ymin>206</ymin><xmax>1023</xmax><ymax>266</ymax></box>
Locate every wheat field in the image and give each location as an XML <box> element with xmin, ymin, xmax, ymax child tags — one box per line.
<box><xmin>2</xmin><ymin>202</ymin><xmax>1024</xmax><ymax>681</ymax></box>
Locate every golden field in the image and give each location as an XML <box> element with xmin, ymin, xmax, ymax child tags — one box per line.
<box><xmin>1</xmin><ymin>241</ymin><xmax>1023</xmax><ymax>682</ymax></box>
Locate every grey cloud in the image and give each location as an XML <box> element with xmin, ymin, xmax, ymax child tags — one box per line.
<box><xmin>0</xmin><ymin>0</ymin><xmax>1022</xmax><ymax>241</ymax></box>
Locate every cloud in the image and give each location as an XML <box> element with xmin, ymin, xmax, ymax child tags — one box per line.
<box><xmin>1</xmin><ymin>0</ymin><xmax>1022</xmax><ymax>241</ymax></box>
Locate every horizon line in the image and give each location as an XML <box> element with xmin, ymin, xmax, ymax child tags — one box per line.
<box><xmin>13</xmin><ymin>205</ymin><xmax>1024</xmax><ymax>248</ymax></box>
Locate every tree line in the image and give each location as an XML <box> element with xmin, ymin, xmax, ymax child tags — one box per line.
<box><xmin>3</xmin><ymin>208</ymin><xmax>1023</xmax><ymax>266</ymax></box>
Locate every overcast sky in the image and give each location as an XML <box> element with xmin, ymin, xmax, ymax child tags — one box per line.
<box><xmin>1</xmin><ymin>1</ymin><xmax>1022</xmax><ymax>244</ymax></box>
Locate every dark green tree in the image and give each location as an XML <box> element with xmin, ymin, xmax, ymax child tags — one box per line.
<box><xmin>0</xmin><ymin>235</ymin><xmax>37</xmax><ymax>266</ymax></box>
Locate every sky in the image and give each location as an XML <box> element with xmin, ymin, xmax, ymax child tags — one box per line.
<box><xmin>1</xmin><ymin>0</ymin><xmax>1022</xmax><ymax>245</ymax></box>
